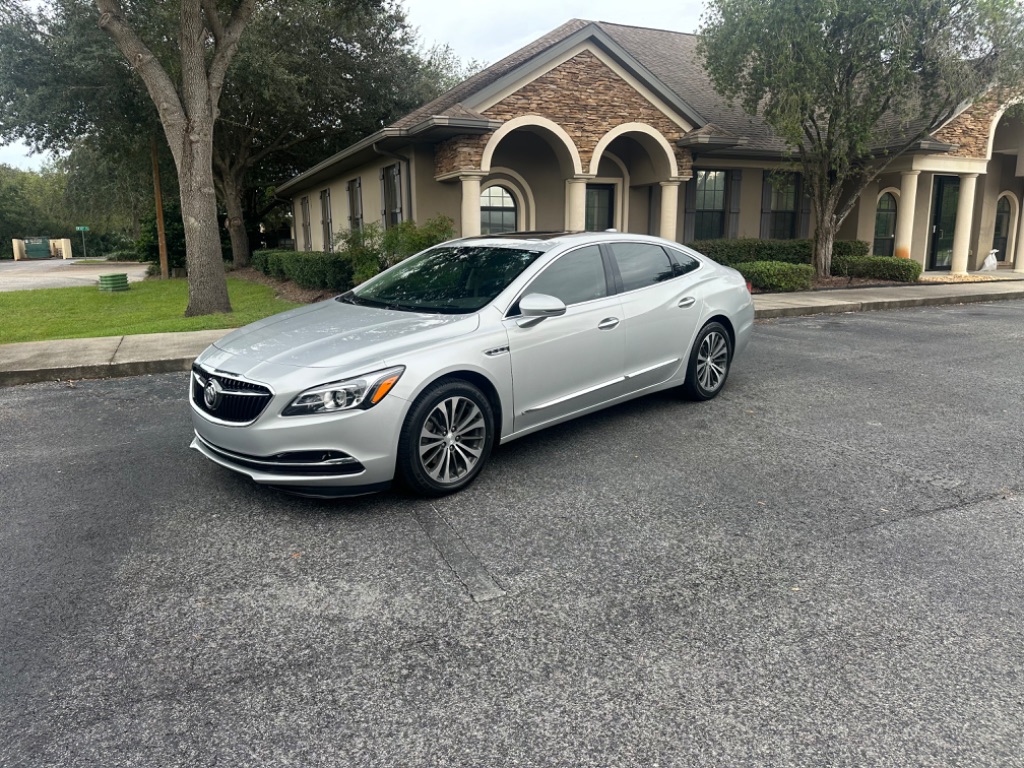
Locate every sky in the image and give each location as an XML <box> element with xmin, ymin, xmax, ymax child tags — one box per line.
<box><xmin>0</xmin><ymin>0</ymin><xmax>707</xmax><ymax>171</ymax></box>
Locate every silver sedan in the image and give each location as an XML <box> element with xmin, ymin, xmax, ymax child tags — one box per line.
<box><xmin>190</xmin><ymin>232</ymin><xmax>754</xmax><ymax>497</ymax></box>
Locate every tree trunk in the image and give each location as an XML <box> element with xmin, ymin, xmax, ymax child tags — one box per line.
<box><xmin>178</xmin><ymin>116</ymin><xmax>232</xmax><ymax>316</ymax></box>
<box><xmin>95</xmin><ymin>0</ymin><xmax>253</xmax><ymax>317</ymax></box>
<box><xmin>813</xmin><ymin>222</ymin><xmax>835</xmax><ymax>280</ymax></box>
<box><xmin>219</xmin><ymin>167</ymin><xmax>250</xmax><ymax>268</ymax></box>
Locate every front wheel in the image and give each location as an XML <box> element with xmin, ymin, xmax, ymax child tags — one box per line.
<box><xmin>681</xmin><ymin>322</ymin><xmax>732</xmax><ymax>401</ymax></box>
<box><xmin>396</xmin><ymin>380</ymin><xmax>495</xmax><ymax>496</ymax></box>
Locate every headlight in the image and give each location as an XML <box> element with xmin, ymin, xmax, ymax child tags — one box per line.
<box><xmin>282</xmin><ymin>366</ymin><xmax>405</xmax><ymax>416</ymax></box>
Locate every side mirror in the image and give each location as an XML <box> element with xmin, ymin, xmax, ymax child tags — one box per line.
<box><xmin>517</xmin><ymin>293</ymin><xmax>566</xmax><ymax>327</ymax></box>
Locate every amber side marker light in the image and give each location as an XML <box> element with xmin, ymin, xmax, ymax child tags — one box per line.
<box><xmin>371</xmin><ymin>375</ymin><xmax>401</xmax><ymax>404</ymax></box>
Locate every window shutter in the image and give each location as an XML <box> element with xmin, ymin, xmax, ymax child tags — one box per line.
<box><xmin>728</xmin><ymin>170</ymin><xmax>742</xmax><ymax>239</ymax></box>
<box><xmin>394</xmin><ymin>164</ymin><xmax>402</xmax><ymax>220</ymax></box>
<box><xmin>683</xmin><ymin>177</ymin><xmax>697</xmax><ymax>242</ymax></box>
<box><xmin>798</xmin><ymin>177</ymin><xmax>812</xmax><ymax>238</ymax></box>
<box><xmin>760</xmin><ymin>173</ymin><xmax>772</xmax><ymax>239</ymax></box>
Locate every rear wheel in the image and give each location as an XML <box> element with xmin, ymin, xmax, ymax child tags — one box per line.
<box><xmin>396</xmin><ymin>380</ymin><xmax>494</xmax><ymax>496</ymax></box>
<box><xmin>682</xmin><ymin>321</ymin><xmax>732</xmax><ymax>401</ymax></box>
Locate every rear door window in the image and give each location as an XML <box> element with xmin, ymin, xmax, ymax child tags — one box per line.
<box><xmin>608</xmin><ymin>243</ymin><xmax>675</xmax><ymax>292</ymax></box>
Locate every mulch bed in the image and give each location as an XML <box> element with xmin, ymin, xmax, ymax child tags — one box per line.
<box><xmin>229</xmin><ymin>267</ymin><xmax>333</xmax><ymax>304</ymax></box>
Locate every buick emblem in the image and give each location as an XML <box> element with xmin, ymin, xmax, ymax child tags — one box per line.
<box><xmin>203</xmin><ymin>378</ymin><xmax>224</xmax><ymax>410</ymax></box>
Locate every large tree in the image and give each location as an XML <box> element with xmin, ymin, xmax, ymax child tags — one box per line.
<box><xmin>93</xmin><ymin>0</ymin><xmax>257</xmax><ymax>315</ymax></box>
<box><xmin>211</xmin><ymin>1</ymin><xmax>464</xmax><ymax>267</ymax></box>
<box><xmin>0</xmin><ymin>1</ymin><xmax>468</xmax><ymax>281</ymax></box>
<box><xmin>699</xmin><ymin>0</ymin><xmax>1024</xmax><ymax>277</ymax></box>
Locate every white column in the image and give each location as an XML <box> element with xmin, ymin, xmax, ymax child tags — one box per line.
<box><xmin>950</xmin><ymin>173</ymin><xmax>979</xmax><ymax>275</ymax></box>
<box><xmin>566</xmin><ymin>178</ymin><xmax>588</xmax><ymax>231</ymax></box>
<box><xmin>893</xmin><ymin>171</ymin><xmax>920</xmax><ymax>260</ymax></box>
<box><xmin>1015</xmin><ymin>201</ymin><xmax>1024</xmax><ymax>273</ymax></box>
<box><xmin>659</xmin><ymin>181</ymin><xmax>681</xmax><ymax>241</ymax></box>
<box><xmin>459</xmin><ymin>174</ymin><xmax>483</xmax><ymax>238</ymax></box>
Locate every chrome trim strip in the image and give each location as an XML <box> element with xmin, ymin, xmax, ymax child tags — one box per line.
<box><xmin>192</xmin><ymin>371</ymin><xmax>267</xmax><ymax>396</ymax></box>
<box><xmin>193</xmin><ymin>433</ymin><xmax>360</xmax><ymax>469</ymax></box>
<box><xmin>522</xmin><ymin>376</ymin><xmax>626</xmax><ymax>414</ymax></box>
<box><xmin>625</xmin><ymin>358</ymin><xmax>681</xmax><ymax>379</ymax></box>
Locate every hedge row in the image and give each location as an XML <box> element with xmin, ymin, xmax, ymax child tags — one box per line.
<box><xmin>831</xmin><ymin>254</ymin><xmax>922</xmax><ymax>282</ymax></box>
<box><xmin>251</xmin><ymin>250</ymin><xmax>355</xmax><ymax>291</ymax></box>
<box><xmin>686</xmin><ymin>238</ymin><xmax>870</xmax><ymax>266</ymax></box>
<box><xmin>736</xmin><ymin>261</ymin><xmax>816</xmax><ymax>292</ymax></box>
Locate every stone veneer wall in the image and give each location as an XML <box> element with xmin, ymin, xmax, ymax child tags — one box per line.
<box><xmin>933</xmin><ymin>99</ymin><xmax>1002</xmax><ymax>158</ymax></box>
<box><xmin>435</xmin><ymin>50</ymin><xmax>693</xmax><ymax>178</ymax></box>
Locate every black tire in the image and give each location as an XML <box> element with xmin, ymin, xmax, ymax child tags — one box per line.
<box><xmin>396</xmin><ymin>379</ymin><xmax>495</xmax><ymax>496</ymax></box>
<box><xmin>681</xmin><ymin>321</ymin><xmax>732</xmax><ymax>401</ymax></box>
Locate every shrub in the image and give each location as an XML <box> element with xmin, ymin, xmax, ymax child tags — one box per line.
<box><xmin>686</xmin><ymin>238</ymin><xmax>870</xmax><ymax>267</ymax></box>
<box><xmin>831</xmin><ymin>255</ymin><xmax>921</xmax><ymax>282</ymax></box>
<box><xmin>250</xmin><ymin>249</ymin><xmax>356</xmax><ymax>292</ymax></box>
<box><xmin>736</xmin><ymin>261</ymin><xmax>815</xmax><ymax>292</ymax></box>
<box><xmin>334</xmin><ymin>214</ymin><xmax>456</xmax><ymax>284</ymax></box>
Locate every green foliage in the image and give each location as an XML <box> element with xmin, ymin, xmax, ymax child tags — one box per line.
<box><xmin>735</xmin><ymin>261</ymin><xmax>815</xmax><ymax>292</ymax></box>
<box><xmin>135</xmin><ymin>204</ymin><xmax>187</xmax><ymax>270</ymax></box>
<box><xmin>831</xmin><ymin>255</ymin><xmax>922</xmax><ymax>282</ymax></box>
<box><xmin>252</xmin><ymin>250</ymin><xmax>355</xmax><ymax>292</ymax></box>
<box><xmin>0</xmin><ymin>278</ymin><xmax>300</xmax><ymax>344</ymax></box>
<box><xmin>688</xmin><ymin>238</ymin><xmax>868</xmax><ymax>266</ymax></box>
<box><xmin>699</xmin><ymin>0</ymin><xmax>1024</xmax><ymax>276</ymax></box>
<box><xmin>335</xmin><ymin>215</ymin><xmax>457</xmax><ymax>284</ymax></box>
<box><xmin>255</xmin><ymin>215</ymin><xmax>457</xmax><ymax>292</ymax></box>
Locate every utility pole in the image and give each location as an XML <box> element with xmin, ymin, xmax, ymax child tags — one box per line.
<box><xmin>151</xmin><ymin>134</ymin><xmax>170</xmax><ymax>279</ymax></box>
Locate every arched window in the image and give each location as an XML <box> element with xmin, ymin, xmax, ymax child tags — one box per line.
<box><xmin>480</xmin><ymin>186</ymin><xmax>517</xmax><ymax>234</ymax></box>
<box><xmin>993</xmin><ymin>196</ymin><xmax>1011</xmax><ymax>261</ymax></box>
<box><xmin>873</xmin><ymin>192</ymin><xmax>897</xmax><ymax>256</ymax></box>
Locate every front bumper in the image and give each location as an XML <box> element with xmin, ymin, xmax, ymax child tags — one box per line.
<box><xmin>189</xmin><ymin>388</ymin><xmax>408</xmax><ymax>492</ymax></box>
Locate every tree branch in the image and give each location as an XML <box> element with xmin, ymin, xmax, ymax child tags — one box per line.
<box><xmin>207</xmin><ymin>0</ymin><xmax>256</xmax><ymax>108</ymax></box>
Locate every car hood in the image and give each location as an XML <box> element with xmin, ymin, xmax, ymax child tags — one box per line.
<box><xmin>202</xmin><ymin>299</ymin><xmax>479</xmax><ymax>372</ymax></box>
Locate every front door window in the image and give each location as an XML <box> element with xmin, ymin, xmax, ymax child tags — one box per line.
<box><xmin>585</xmin><ymin>184</ymin><xmax>615</xmax><ymax>231</ymax></box>
<box><xmin>929</xmin><ymin>176</ymin><xmax>959</xmax><ymax>270</ymax></box>
<box><xmin>993</xmin><ymin>196</ymin><xmax>1011</xmax><ymax>262</ymax></box>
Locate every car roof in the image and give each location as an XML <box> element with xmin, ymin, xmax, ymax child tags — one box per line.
<box><xmin>444</xmin><ymin>230</ymin><xmax>684</xmax><ymax>251</ymax></box>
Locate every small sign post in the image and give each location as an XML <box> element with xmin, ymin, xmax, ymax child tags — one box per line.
<box><xmin>75</xmin><ymin>226</ymin><xmax>89</xmax><ymax>259</ymax></box>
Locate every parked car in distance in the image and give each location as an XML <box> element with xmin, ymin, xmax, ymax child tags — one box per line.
<box><xmin>190</xmin><ymin>231</ymin><xmax>754</xmax><ymax>497</ymax></box>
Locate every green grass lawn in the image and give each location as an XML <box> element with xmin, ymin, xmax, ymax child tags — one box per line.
<box><xmin>0</xmin><ymin>278</ymin><xmax>303</xmax><ymax>344</ymax></box>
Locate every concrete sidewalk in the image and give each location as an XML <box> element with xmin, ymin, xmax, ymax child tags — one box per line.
<box><xmin>2</xmin><ymin>278</ymin><xmax>1024</xmax><ymax>386</ymax></box>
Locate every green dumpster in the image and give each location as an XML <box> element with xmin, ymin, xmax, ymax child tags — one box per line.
<box><xmin>24</xmin><ymin>237</ymin><xmax>51</xmax><ymax>259</ymax></box>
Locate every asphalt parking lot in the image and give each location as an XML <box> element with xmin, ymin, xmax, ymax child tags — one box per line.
<box><xmin>2</xmin><ymin>302</ymin><xmax>1023</xmax><ymax>767</ymax></box>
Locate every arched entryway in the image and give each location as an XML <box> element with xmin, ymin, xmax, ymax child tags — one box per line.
<box><xmin>588</xmin><ymin>122</ymin><xmax>682</xmax><ymax>238</ymax></box>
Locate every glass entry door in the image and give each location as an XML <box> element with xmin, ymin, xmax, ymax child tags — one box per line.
<box><xmin>929</xmin><ymin>176</ymin><xmax>959</xmax><ymax>270</ymax></box>
<box><xmin>585</xmin><ymin>184</ymin><xmax>615</xmax><ymax>231</ymax></box>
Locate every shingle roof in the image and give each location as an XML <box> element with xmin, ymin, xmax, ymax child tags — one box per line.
<box><xmin>593</xmin><ymin>22</ymin><xmax>786</xmax><ymax>152</ymax></box>
<box><xmin>388</xmin><ymin>18</ymin><xmax>794</xmax><ymax>153</ymax></box>
<box><xmin>393</xmin><ymin>19</ymin><xmax>592</xmax><ymax>130</ymax></box>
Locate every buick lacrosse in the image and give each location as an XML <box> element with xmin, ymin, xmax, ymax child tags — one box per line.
<box><xmin>190</xmin><ymin>231</ymin><xmax>754</xmax><ymax>497</ymax></box>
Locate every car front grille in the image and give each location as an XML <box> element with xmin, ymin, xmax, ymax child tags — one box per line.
<box><xmin>191</xmin><ymin>365</ymin><xmax>273</xmax><ymax>424</ymax></box>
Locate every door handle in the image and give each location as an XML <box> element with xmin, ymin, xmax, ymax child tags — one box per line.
<box><xmin>597</xmin><ymin>317</ymin><xmax>619</xmax><ymax>330</ymax></box>
<box><xmin>677</xmin><ymin>297</ymin><xmax>696</xmax><ymax>309</ymax></box>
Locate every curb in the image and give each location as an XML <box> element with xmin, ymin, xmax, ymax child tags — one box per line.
<box><xmin>754</xmin><ymin>288</ymin><xmax>1024</xmax><ymax>319</ymax></box>
<box><xmin>0</xmin><ymin>357</ymin><xmax>195</xmax><ymax>387</ymax></box>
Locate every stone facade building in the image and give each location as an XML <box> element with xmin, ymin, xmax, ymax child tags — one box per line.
<box><xmin>279</xmin><ymin>19</ymin><xmax>1024</xmax><ymax>274</ymax></box>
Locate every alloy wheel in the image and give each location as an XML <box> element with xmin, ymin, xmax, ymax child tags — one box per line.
<box><xmin>418</xmin><ymin>395</ymin><xmax>487</xmax><ymax>484</ymax></box>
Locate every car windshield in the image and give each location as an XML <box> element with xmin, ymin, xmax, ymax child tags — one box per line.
<box><xmin>340</xmin><ymin>245</ymin><xmax>544</xmax><ymax>314</ymax></box>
